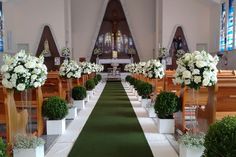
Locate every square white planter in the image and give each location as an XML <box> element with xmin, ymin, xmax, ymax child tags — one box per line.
<box><xmin>157</xmin><ymin>117</ymin><xmax>175</xmax><ymax>134</ymax></box>
<box><xmin>74</xmin><ymin>100</ymin><xmax>85</xmax><ymax>109</ymax></box>
<box><xmin>85</xmin><ymin>94</ymin><xmax>90</xmax><ymax>102</ymax></box>
<box><xmin>66</xmin><ymin>107</ymin><xmax>78</xmax><ymax>120</ymax></box>
<box><xmin>179</xmin><ymin>144</ymin><xmax>204</xmax><ymax>157</ymax></box>
<box><xmin>141</xmin><ymin>99</ymin><xmax>151</xmax><ymax>108</ymax></box>
<box><xmin>13</xmin><ymin>145</ymin><xmax>44</xmax><ymax>157</ymax></box>
<box><xmin>147</xmin><ymin>107</ymin><xmax>157</xmax><ymax>118</ymax></box>
<box><xmin>138</xmin><ymin>96</ymin><xmax>142</xmax><ymax>102</ymax></box>
<box><xmin>87</xmin><ymin>90</ymin><xmax>93</xmax><ymax>98</ymax></box>
<box><xmin>47</xmin><ymin>118</ymin><xmax>66</xmax><ymax>135</ymax></box>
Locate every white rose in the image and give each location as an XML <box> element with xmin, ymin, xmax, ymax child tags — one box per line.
<box><xmin>185</xmin><ymin>79</ymin><xmax>191</xmax><ymax>85</ymax></box>
<box><xmin>2</xmin><ymin>79</ymin><xmax>13</xmax><ymax>89</ymax></box>
<box><xmin>192</xmin><ymin>69</ymin><xmax>200</xmax><ymax>75</ymax></box>
<box><xmin>196</xmin><ymin>61</ymin><xmax>206</xmax><ymax>68</ymax></box>
<box><xmin>194</xmin><ymin>76</ymin><xmax>202</xmax><ymax>84</ymax></box>
<box><xmin>16</xmin><ymin>83</ymin><xmax>26</xmax><ymax>91</ymax></box>
<box><xmin>14</xmin><ymin>65</ymin><xmax>26</xmax><ymax>73</ymax></box>
<box><xmin>25</xmin><ymin>61</ymin><xmax>36</xmax><ymax>69</ymax></box>
<box><xmin>182</xmin><ymin>70</ymin><xmax>191</xmax><ymax>79</ymax></box>
<box><xmin>1</xmin><ymin>65</ymin><xmax>9</xmax><ymax>73</ymax></box>
<box><xmin>202</xmin><ymin>79</ymin><xmax>210</xmax><ymax>86</ymax></box>
<box><xmin>3</xmin><ymin>73</ymin><xmax>10</xmax><ymax>79</ymax></box>
<box><xmin>33</xmin><ymin>82</ymin><xmax>40</xmax><ymax>88</ymax></box>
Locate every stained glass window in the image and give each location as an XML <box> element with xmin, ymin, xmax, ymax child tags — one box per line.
<box><xmin>0</xmin><ymin>2</ymin><xmax>3</xmax><ymax>52</ymax></box>
<box><xmin>227</xmin><ymin>0</ymin><xmax>234</xmax><ymax>50</ymax></box>
<box><xmin>220</xmin><ymin>2</ymin><xmax>226</xmax><ymax>51</ymax></box>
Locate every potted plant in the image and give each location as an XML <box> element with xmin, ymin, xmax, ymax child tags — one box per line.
<box><xmin>179</xmin><ymin>133</ymin><xmax>205</xmax><ymax>157</ymax></box>
<box><xmin>0</xmin><ymin>137</ymin><xmax>6</xmax><ymax>157</ymax></box>
<box><xmin>137</xmin><ymin>82</ymin><xmax>152</xmax><ymax>107</ymax></box>
<box><xmin>202</xmin><ymin>116</ymin><xmax>236</xmax><ymax>157</ymax></box>
<box><xmin>96</xmin><ymin>74</ymin><xmax>102</xmax><ymax>82</ymax></box>
<box><xmin>42</xmin><ymin>96</ymin><xmax>68</xmax><ymax>135</ymax></box>
<box><xmin>86</xmin><ymin>79</ymin><xmax>95</xmax><ymax>99</ymax></box>
<box><xmin>72</xmin><ymin>86</ymin><xmax>87</xmax><ymax>109</ymax></box>
<box><xmin>154</xmin><ymin>91</ymin><xmax>180</xmax><ymax>133</ymax></box>
<box><xmin>13</xmin><ymin>134</ymin><xmax>45</xmax><ymax>157</ymax></box>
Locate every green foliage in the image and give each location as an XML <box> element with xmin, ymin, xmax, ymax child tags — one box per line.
<box><xmin>0</xmin><ymin>138</ymin><xmax>6</xmax><ymax>157</ymax></box>
<box><xmin>179</xmin><ymin>133</ymin><xmax>205</xmax><ymax>149</ymax></box>
<box><xmin>202</xmin><ymin>116</ymin><xmax>236</xmax><ymax>157</ymax></box>
<box><xmin>42</xmin><ymin>96</ymin><xmax>68</xmax><ymax>120</ymax></box>
<box><xmin>72</xmin><ymin>86</ymin><xmax>87</xmax><ymax>100</ymax></box>
<box><xmin>129</xmin><ymin>77</ymin><xmax>135</xmax><ymax>86</ymax></box>
<box><xmin>125</xmin><ymin>75</ymin><xmax>132</xmax><ymax>82</ymax></box>
<box><xmin>86</xmin><ymin>79</ymin><xmax>95</xmax><ymax>91</ymax></box>
<box><xmin>134</xmin><ymin>80</ymin><xmax>143</xmax><ymax>89</ymax></box>
<box><xmin>14</xmin><ymin>134</ymin><xmax>45</xmax><ymax>149</ymax></box>
<box><xmin>137</xmin><ymin>82</ymin><xmax>152</xmax><ymax>99</ymax></box>
<box><xmin>96</xmin><ymin>74</ymin><xmax>102</xmax><ymax>82</ymax></box>
<box><xmin>154</xmin><ymin>91</ymin><xmax>180</xmax><ymax>119</ymax></box>
<box><xmin>93</xmin><ymin>77</ymin><xmax>98</xmax><ymax>85</ymax></box>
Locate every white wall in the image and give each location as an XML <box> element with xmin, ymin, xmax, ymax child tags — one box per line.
<box><xmin>71</xmin><ymin>0</ymin><xmax>155</xmax><ymax>62</ymax></box>
<box><xmin>162</xmin><ymin>0</ymin><xmax>211</xmax><ymax>52</ymax></box>
<box><xmin>3</xmin><ymin>0</ymin><xmax>66</xmax><ymax>54</ymax></box>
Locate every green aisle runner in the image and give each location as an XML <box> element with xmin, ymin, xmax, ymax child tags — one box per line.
<box><xmin>68</xmin><ymin>82</ymin><xmax>153</xmax><ymax>157</ymax></box>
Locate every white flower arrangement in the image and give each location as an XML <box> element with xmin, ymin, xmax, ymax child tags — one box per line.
<box><xmin>136</xmin><ymin>62</ymin><xmax>146</xmax><ymax>74</ymax></box>
<box><xmin>174</xmin><ymin>50</ymin><xmax>219</xmax><ymax>90</ymax></box>
<box><xmin>158</xmin><ymin>47</ymin><xmax>169</xmax><ymax>58</ymax></box>
<box><xmin>124</xmin><ymin>63</ymin><xmax>136</xmax><ymax>73</ymax></box>
<box><xmin>79</xmin><ymin>62</ymin><xmax>92</xmax><ymax>75</ymax></box>
<box><xmin>61</xmin><ymin>47</ymin><xmax>70</xmax><ymax>58</ymax></box>
<box><xmin>1</xmin><ymin>50</ymin><xmax>48</xmax><ymax>91</ymax></box>
<box><xmin>144</xmin><ymin>59</ymin><xmax>165</xmax><ymax>79</ymax></box>
<box><xmin>176</xmin><ymin>49</ymin><xmax>185</xmax><ymax>58</ymax></box>
<box><xmin>59</xmin><ymin>59</ymin><xmax>81</xmax><ymax>79</ymax></box>
<box><xmin>178</xmin><ymin>133</ymin><xmax>205</xmax><ymax>149</ymax></box>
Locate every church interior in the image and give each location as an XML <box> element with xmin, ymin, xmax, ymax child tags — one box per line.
<box><xmin>0</xmin><ymin>0</ymin><xmax>236</xmax><ymax>157</ymax></box>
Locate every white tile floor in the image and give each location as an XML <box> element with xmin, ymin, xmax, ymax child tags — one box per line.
<box><xmin>45</xmin><ymin>81</ymin><xmax>178</xmax><ymax>157</ymax></box>
<box><xmin>122</xmin><ymin>82</ymin><xmax>178</xmax><ymax>157</ymax></box>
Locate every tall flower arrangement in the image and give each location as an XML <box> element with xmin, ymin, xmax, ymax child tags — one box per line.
<box><xmin>144</xmin><ymin>59</ymin><xmax>165</xmax><ymax>79</ymax></box>
<box><xmin>59</xmin><ymin>59</ymin><xmax>81</xmax><ymax>79</ymax></box>
<box><xmin>1</xmin><ymin>50</ymin><xmax>47</xmax><ymax>91</ymax></box>
<box><xmin>174</xmin><ymin>50</ymin><xmax>218</xmax><ymax>90</ymax></box>
<box><xmin>79</xmin><ymin>62</ymin><xmax>93</xmax><ymax>75</ymax></box>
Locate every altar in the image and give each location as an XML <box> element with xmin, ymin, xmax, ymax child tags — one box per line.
<box><xmin>98</xmin><ymin>58</ymin><xmax>132</xmax><ymax>64</ymax></box>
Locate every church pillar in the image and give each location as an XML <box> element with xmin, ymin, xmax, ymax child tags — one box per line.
<box><xmin>155</xmin><ymin>0</ymin><xmax>163</xmax><ymax>59</ymax></box>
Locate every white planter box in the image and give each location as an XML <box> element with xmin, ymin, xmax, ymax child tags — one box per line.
<box><xmin>138</xmin><ymin>96</ymin><xmax>142</xmax><ymax>102</ymax></box>
<box><xmin>141</xmin><ymin>99</ymin><xmax>151</xmax><ymax>108</ymax></box>
<box><xmin>157</xmin><ymin>117</ymin><xmax>175</xmax><ymax>134</ymax></box>
<box><xmin>87</xmin><ymin>90</ymin><xmax>93</xmax><ymax>98</ymax></box>
<box><xmin>147</xmin><ymin>107</ymin><xmax>157</xmax><ymax>118</ymax></box>
<box><xmin>179</xmin><ymin>144</ymin><xmax>204</xmax><ymax>157</ymax></box>
<box><xmin>85</xmin><ymin>95</ymin><xmax>90</xmax><ymax>102</ymax></box>
<box><xmin>13</xmin><ymin>145</ymin><xmax>44</xmax><ymax>157</ymax></box>
<box><xmin>74</xmin><ymin>100</ymin><xmax>85</xmax><ymax>109</ymax></box>
<box><xmin>47</xmin><ymin>118</ymin><xmax>66</xmax><ymax>135</ymax></box>
<box><xmin>66</xmin><ymin>107</ymin><xmax>78</xmax><ymax>120</ymax></box>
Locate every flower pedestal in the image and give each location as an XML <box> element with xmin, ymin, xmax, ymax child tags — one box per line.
<box><xmin>13</xmin><ymin>145</ymin><xmax>44</xmax><ymax>157</ymax></box>
<box><xmin>141</xmin><ymin>99</ymin><xmax>151</xmax><ymax>108</ymax></box>
<box><xmin>66</xmin><ymin>107</ymin><xmax>78</xmax><ymax>120</ymax></box>
<box><xmin>87</xmin><ymin>90</ymin><xmax>93</xmax><ymax>99</ymax></box>
<box><xmin>147</xmin><ymin>106</ymin><xmax>157</xmax><ymax>117</ymax></box>
<box><xmin>156</xmin><ymin>117</ymin><xmax>175</xmax><ymax>134</ymax></box>
<box><xmin>179</xmin><ymin>144</ymin><xmax>204</xmax><ymax>157</ymax></box>
<box><xmin>46</xmin><ymin>118</ymin><xmax>66</xmax><ymax>135</ymax></box>
<box><xmin>74</xmin><ymin>100</ymin><xmax>85</xmax><ymax>109</ymax></box>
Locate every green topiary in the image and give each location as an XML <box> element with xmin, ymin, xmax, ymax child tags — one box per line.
<box><xmin>86</xmin><ymin>79</ymin><xmax>95</xmax><ymax>91</ymax></box>
<box><xmin>154</xmin><ymin>91</ymin><xmax>180</xmax><ymax>119</ymax></box>
<box><xmin>137</xmin><ymin>82</ymin><xmax>153</xmax><ymax>99</ymax></box>
<box><xmin>0</xmin><ymin>137</ymin><xmax>6</xmax><ymax>157</ymax></box>
<box><xmin>93</xmin><ymin>77</ymin><xmax>98</xmax><ymax>85</ymax></box>
<box><xmin>72</xmin><ymin>86</ymin><xmax>87</xmax><ymax>100</ymax></box>
<box><xmin>202</xmin><ymin>116</ymin><xmax>236</xmax><ymax>157</ymax></box>
<box><xmin>129</xmin><ymin>77</ymin><xmax>135</xmax><ymax>86</ymax></box>
<box><xmin>42</xmin><ymin>96</ymin><xmax>68</xmax><ymax>120</ymax></box>
<box><xmin>125</xmin><ymin>75</ymin><xmax>132</xmax><ymax>82</ymax></box>
<box><xmin>96</xmin><ymin>74</ymin><xmax>102</xmax><ymax>82</ymax></box>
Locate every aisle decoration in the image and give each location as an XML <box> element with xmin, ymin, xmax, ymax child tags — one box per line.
<box><xmin>174</xmin><ymin>50</ymin><xmax>218</xmax><ymax>90</ymax></box>
<box><xmin>1</xmin><ymin>50</ymin><xmax>47</xmax><ymax>91</ymax></box>
<box><xmin>61</xmin><ymin>47</ymin><xmax>71</xmax><ymax>58</ymax></box>
<box><xmin>144</xmin><ymin>59</ymin><xmax>165</xmax><ymax>79</ymax></box>
<box><xmin>59</xmin><ymin>59</ymin><xmax>81</xmax><ymax>79</ymax></box>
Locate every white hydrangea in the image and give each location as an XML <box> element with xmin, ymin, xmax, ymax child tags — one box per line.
<box><xmin>0</xmin><ymin>50</ymin><xmax>48</xmax><ymax>91</ymax></box>
<box><xmin>174</xmin><ymin>50</ymin><xmax>218</xmax><ymax>89</ymax></box>
<box><xmin>59</xmin><ymin>59</ymin><xmax>82</xmax><ymax>79</ymax></box>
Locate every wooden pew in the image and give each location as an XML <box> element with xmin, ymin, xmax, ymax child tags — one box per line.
<box><xmin>42</xmin><ymin>71</ymin><xmax>63</xmax><ymax>99</ymax></box>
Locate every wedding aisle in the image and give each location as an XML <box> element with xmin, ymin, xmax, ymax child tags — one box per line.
<box><xmin>68</xmin><ymin>81</ymin><xmax>153</xmax><ymax>157</ymax></box>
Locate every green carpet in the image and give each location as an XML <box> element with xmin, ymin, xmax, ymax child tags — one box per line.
<box><xmin>68</xmin><ymin>82</ymin><xmax>154</xmax><ymax>157</ymax></box>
